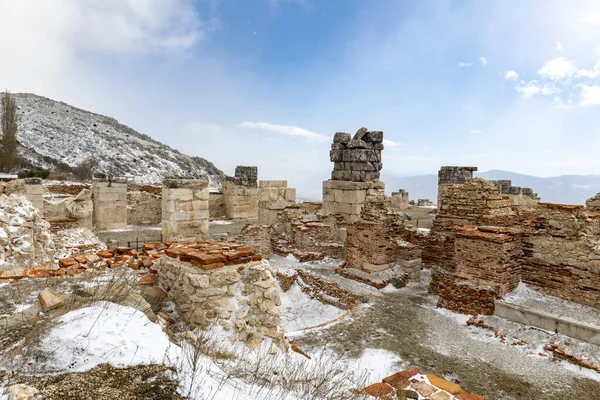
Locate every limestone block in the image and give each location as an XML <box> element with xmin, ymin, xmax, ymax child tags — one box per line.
<box><xmin>164</xmin><ymin>188</ymin><xmax>194</xmax><ymax>201</ymax></box>
<box><xmin>259</xmin><ymin>180</ymin><xmax>288</xmax><ymax>188</ymax></box>
<box><xmin>323</xmin><ymin>180</ymin><xmax>369</xmax><ymax>190</ymax></box>
<box><xmin>258</xmin><ymin>187</ymin><xmax>279</xmax><ymax>202</ymax></box>
<box><xmin>283</xmin><ymin>188</ymin><xmax>296</xmax><ymax>202</ymax></box>
<box><xmin>38</xmin><ymin>289</ymin><xmax>66</xmax><ymax>312</ymax></box>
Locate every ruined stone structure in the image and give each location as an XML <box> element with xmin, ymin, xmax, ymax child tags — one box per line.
<box><xmin>234</xmin><ymin>224</ymin><xmax>272</xmax><ymax>259</ymax></box>
<box><xmin>586</xmin><ymin>193</ymin><xmax>600</xmax><ymax>211</ymax></box>
<box><xmin>65</xmin><ymin>189</ymin><xmax>93</xmax><ymax>229</ymax></box>
<box><xmin>489</xmin><ymin>179</ymin><xmax>540</xmax><ymax>209</ymax></box>
<box><xmin>329</xmin><ymin>128</ymin><xmax>384</xmax><ymax>182</ymax></box>
<box><xmin>390</xmin><ymin>189</ymin><xmax>409</xmax><ymax>211</ymax></box>
<box><xmin>222</xmin><ymin>166</ymin><xmax>259</xmax><ymax>220</ymax></box>
<box><xmin>0</xmin><ymin>194</ymin><xmax>55</xmax><ymax>270</ymax></box>
<box><xmin>437</xmin><ymin>166</ymin><xmax>477</xmax><ymax>208</ymax></box>
<box><xmin>162</xmin><ymin>178</ymin><xmax>209</xmax><ymax>242</ymax></box>
<box><xmin>127</xmin><ymin>190</ymin><xmax>161</xmax><ymax>225</ymax></box>
<box><xmin>24</xmin><ymin>178</ymin><xmax>44</xmax><ymax>212</ymax></box>
<box><xmin>258</xmin><ymin>180</ymin><xmax>296</xmax><ymax>225</ymax></box>
<box><xmin>425</xmin><ymin>170</ymin><xmax>600</xmax><ymax>315</ymax></box>
<box><xmin>156</xmin><ymin>241</ymin><xmax>286</xmax><ymax>350</ymax></box>
<box><xmin>92</xmin><ymin>179</ymin><xmax>128</xmax><ymax>231</ymax></box>
<box><xmin>209</xmin><ymin>190</ymin><xmax>226</xmax><ymax>219</ymax></box>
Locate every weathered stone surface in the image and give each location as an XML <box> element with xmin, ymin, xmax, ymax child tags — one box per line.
<box><xmin>162</xmin><ymin>181</ymin><xmax>209</xmax><ymax>242</ymax></box>
<box><xmin>140</xmin><ymin>286</ymin><xmax>168</xmax><ymax>312</ymax></box>
<box><xmin>5</xmin><ymin>384</ymin><xmax>39</xmax><ymax>400</ymax></box>
<box><xmin>92</xmin><ymin>180</ymin><xmax>128</xmax><ymax>231</ymax></box>
<box><xmin>38</xmin><ymin>289</ymin><xmax>66</xmax><ymax>312</ymax></box>
<box><xmin>333</xmin><ymin>132</ymin><xmax>351</xmax><ymax>144</ymax></box>
<box><xmin>426</xmin><ymin>375</ymin><xmax>462</xmax><ymax>395</ymax></box>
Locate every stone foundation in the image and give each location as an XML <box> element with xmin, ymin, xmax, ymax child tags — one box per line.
<box><xmin>161</xmin><ymin>178</ymin><xmax>209</xmax><ymax>242</ymax></box>
<box><xmin>92</xmin><ymin>179</ymin><xmax>128</xmax><ymax>230</ymax></box>
<box><xmin>156</xmin><ymin>242</ymin><xmax>286</xmax><ymax>350</ymax></box>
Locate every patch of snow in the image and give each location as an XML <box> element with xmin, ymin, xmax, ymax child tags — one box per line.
<box><xmin>210</xmin><ymin>220</ymin><xmax>234</xmax><ymax>225</ymax></box>
<box><xmin>381</xmin><ymin>284</ymin><xmax>403</xmax><ymax>293</ymax></box>
<box><xmin>279</xmin><ymin>283</ymin><xmax>345</xmax><ymax>334</ymax></box>
<box><xmin>349</xmin><ymin>348</ymin><xmax>404</xmax><ymax>382</ymax></box>
<box><xmin>285</xmin><ymin>253</ymin><xmax>298</xmax><ymax>262</ymax></box>
<box><xmin>417</xmin><ymin>227</ymin><xmax>430</xmax><ymax>232</ymax></box>
<box><xmin>433</xmin><ymin>307</ymin><xmax>473</xmax><ymax>325</ymax></box>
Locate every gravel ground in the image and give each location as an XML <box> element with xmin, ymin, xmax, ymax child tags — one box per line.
<box><xmin>276</xmin><ymin>260</ymin><xmax>600</xmax><ymax>400</ymax></box>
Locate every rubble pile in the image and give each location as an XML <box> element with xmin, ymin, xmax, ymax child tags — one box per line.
<box><xmin>0</xmin><ymin>194</ymin><xmax>55</xmax><ymax>271</ymax></box>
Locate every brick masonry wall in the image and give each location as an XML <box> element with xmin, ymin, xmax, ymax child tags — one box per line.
<box><xmin>234</xmin><ymin>224</ymin><xmax>272</xmax><ymax>259</ymax></box>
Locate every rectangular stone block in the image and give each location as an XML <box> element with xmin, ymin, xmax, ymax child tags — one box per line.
<box><xmin>259</xmin><ymin>180</ymin><xmax>288</xmax><ymax>188</ymax></box>
<box><xmin>258</xmin><ymin>187</ymin><xmax>279</xmax><ymax>202</ymax></box>
<box><xmin>322</xmin><ymin>180</ymin><xmax>369</xmax><ymax>190</ymax></box>
<box><xmin>284</xmin><ymin>188</ymin><xmax>296</xmax><ymax>202</ymax></box>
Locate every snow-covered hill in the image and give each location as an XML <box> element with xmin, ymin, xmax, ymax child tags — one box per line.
<box><xmin>9</xmin><ymin>93</ymin><xmax>225</xmax><ymax>186</ymax></box>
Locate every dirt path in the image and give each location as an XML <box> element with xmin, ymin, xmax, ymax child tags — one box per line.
<box><xmin>294</xmin><ymin>284</ymin><xmax>600</xmax><ymax>400</ymax></box>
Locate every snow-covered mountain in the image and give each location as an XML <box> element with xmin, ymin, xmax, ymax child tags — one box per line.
<box><xmin>9</xmin><ymin>93</ymin><xmax>225</xmax><ymax>186</ymax></box>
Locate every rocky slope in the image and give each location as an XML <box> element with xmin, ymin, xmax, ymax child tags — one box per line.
<box><xmin>8</xmin><ymin>93</ymin><xmax>224</xmax><ymax>186</ymax></box>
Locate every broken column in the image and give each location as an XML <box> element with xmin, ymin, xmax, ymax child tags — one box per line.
<box><xmin>323</xmin><ymin>128</ymin><xmax>385</xmax><ymax>222</ymax></box>
<box><xmin>390</xmin><ymin>189</ymin><xmax>409</xmax><ymax>211</ymax></box>
<box><xmin>92</xmin><ymin>178</ymin><xmax>128</xmax><ymax>230</ymax></box>
<box><xmin>24</xmin><ymin>178</ymin><xmax>44</xmax><ymax>213</ymax></box>
<box><xmin>258</xmin><ymin>180</ymin><xmax>296</xmax><ymax>224</ymax></box>
<box><xmin>222</xmin><ymin>166</ymin><xmax>259</xmax><ymax>220</ymax></box>
<box><xmin>437</xmin><ymin>166</ymin><xmax>477</xmax><ymax>208</ymax></box>
<box><xmin>162</xmin><ymin>178</ymin><xmax>209</xmax><ymax>242</ymax></box>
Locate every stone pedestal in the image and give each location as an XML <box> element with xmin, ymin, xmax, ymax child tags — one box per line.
<box><xmin>92</xmin><ymin>180</ymin><xmax>128</xmax><ymax>230</ymax></box>
<box><xmin>24</xmin><ymin>178</ymin><xmax>44</xmax><ymax>213</ymax></box>
<box><xmin>222</xmin><ymin>166</ymin><xmax>259</xmax><ymax>220</ymax></box>
<box><xmin>322</xmin><ymin>180</ymin><xmax>384</xmax><ymax>222</ymax></box>
<box><xmin>258</xmin><ymin>180</ymin><xmax>296</xmax><ymax>224</ymax></box>
<box><xmin>162</xmin><ymin>178</ymin><xmax>209</xmax><ymax>242</ymax></box>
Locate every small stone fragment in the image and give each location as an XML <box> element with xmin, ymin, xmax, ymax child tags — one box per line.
<box><xmin>38</xmin><ymin>289</ymin><xmax>66</xmax><ymax>312</ymax></box>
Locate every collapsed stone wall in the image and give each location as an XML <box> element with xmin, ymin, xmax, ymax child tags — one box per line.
<box><xmin>425</xmin><ymin>174</ymin><xmax>600</xmax><ymax>313</ymax></box>
<box><xmin>128</xmin><ymin>190</ymin><xmax>161</xmax><ymax>225</ymax></box>
<box><xmin>0</xmin><ymin>194</ymin><xmax>55</xmax><ymax>270</ymax></box>
<box><xmin>156</xmin><ymin>242</ymin><xmax>286</xmax><ymax>350</ymax></box>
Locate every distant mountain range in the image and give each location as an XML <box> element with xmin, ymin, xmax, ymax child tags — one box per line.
<box><xmin>6</xmin><ymin>93</ymin><xmax>225</xmax><ymax>186</ymax></box>
<box><xmin>382</xmin><ymin>170</ymin><xmax>600</xmax><ymax>206</ymax></box>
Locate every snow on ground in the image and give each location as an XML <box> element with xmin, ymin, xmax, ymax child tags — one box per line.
<box><xmin>210</xmin><ymin>220</ymin><xmax>235</xmax><ymax>225</ymax></box>
<box><xmin>279</xmin><ymin>283</ymin><xmax>346</xmax><ymax>334</ymax></box>
<box><xmin>33</xmin><ymin>301</ymin><xmax>172</xmax><ymax>373</ymax></box>
<box><xmin>348</xmin><ymin>348</ymin><xmax>405</xmax><ymax>382</ymax></box>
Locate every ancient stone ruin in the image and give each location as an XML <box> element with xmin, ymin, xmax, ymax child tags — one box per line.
<box><xmin>161</xmin><ymin>178</ymin><xmax>209</xmax><ymax>242</ymax></box>
<box><xmin>222</xmin><ymin>166</ymin><xmax>259</xmax><ymax>220</ymax></box>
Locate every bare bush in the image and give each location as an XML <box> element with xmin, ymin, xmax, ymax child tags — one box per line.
<box><xmin>73</xmin><ymin>157</ymin><xmax>100</xmax><ymax>181</ymax></box>
<box><xmin>0</xmin><ymin>90</ymin><xmax>19</xmax><ymax>173</ymax></box>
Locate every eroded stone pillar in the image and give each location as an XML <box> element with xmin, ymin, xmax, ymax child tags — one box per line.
<box><xmin>92</xmin><ymin>178</ymin><xmax>128</xmax><ymax>230</ymax></box>
<box><xmin>162</xmin><ymin>178</ymin><xmax>209</xmax><ymax>242</ymax></box>
<box><xmin>437</xmin><ymin>166</ymin><xmax>477</xmax><ymax>208</ymax></box>
<box><xmin>24</xmin><ymin>178</ymin><xmax>44</xmax><ymax>213</ymax></box>
<box><xmin>222</xmin><ymin>166</ymin><xmax>258</xmax><ymax>220</ymax></box>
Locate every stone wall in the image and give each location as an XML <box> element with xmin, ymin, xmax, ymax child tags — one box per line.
<box><xmin>329</xmin><ymin>128</ymin><xmax>383</xmax><ymax>182</ymax></box>
<box><xmin>162</xmin><ymin>178</ymin><xmax>209</xmax><ymax>242</ymax></box>
<box><xmin>437</xmin><ymin>166</ymin><xmax>477</xmax><ymax>207</ymax></box>
<box><xmin>222</xmin><ymin>166</ymin><xmax>259</xmax><ymax>220</ymax></box>
<box><xmin>128</xmin><ymin>190</ymin><xmax>162</xmax><ymax>225</ymax></box>
<box><xmin>390</xmin><ymin>189</ymin><xmax>409</xmax><ymax>211</ymax></box>
<box><xmin>258</xmin><ymin>180</ymin><xmax>296</xmax><ymax>224</ymax></box>
<box><xmin>92</xmin><ymin>179</ymin><xmax>128</xmax><ymax>231</ymax></box>
<box><xmin>44</xmin><ymin>218</ymin><xmax>78</xmax><ymax>233</ymax></box>
<box><xmin>425</xmin><ymin>174</ymin><xmax>600</xmax><ymax>313</ymax></box>
<box><xmin>209</xmin><ymin>191</ymin><xmax>226</xmax><ymax>219</ymax></box>
<box><xmin>24</xmin><ymin>178</ymin><xmax>44</xmax><ymax>212</ymax></box>
<box><xmin>586</xmin><ymin>193</ymin><xmax>600</xmax><ymax>211</ymax></box>
<box><xmin>156</xmin><ymin>241</ymin><xmax>286</xmax><ymax>350</ymax></box>
<box><xmin>234</xmin><ymin>224</ymin><xmax>272</xmax><ymax>259</ymax></box>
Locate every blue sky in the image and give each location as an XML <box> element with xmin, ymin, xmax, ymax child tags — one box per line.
<box><xmin>2</xmin><ymin>0</ymin><xmax>600</xmax><ymax>199</ymax></box>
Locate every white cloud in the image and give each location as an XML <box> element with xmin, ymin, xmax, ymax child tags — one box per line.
<box><xmin>479</xmin><ymin>57</ymin><xmax>488</xmax><ymax>65</ymax></box>
<box><xmin>538</xmin><ymin>57</ymin><xmax>576</xmax><ymax>79</ymax></box>
<box><xmin>237</xmin><ymin>121</ymin><xmax>329</xmax><ymax>142</ymax></box>
<box><xmin>383</xmin><ymin>139</ymin><xmax>401</xmax><ymax>148</ymax></box>
<box><xmin>504</xmin><ymin>70</ymin><xmax>519</xmax><ymax>81</ymax></box>
<box><xmin>576</xmin><ymin>61</ymin><xmax>600</xmax><ymax>78</ymax></box>
<box><xmin>515</xmin><ymin>81</ymin><xmax>559</xmax><ymax>98</ymax></box>
<box><xmin>470</xmin><ymin>129</ymin><xmax>483</xmax><ymax>134</ymax></box>
<box><xmin>556</xmin><ymin>41</ymin><xmax>564</xmax><ymax>53</ymax></box>
<box><xmin>458</xmin><ymin>62</ymin><xmax>474</xmax><ymax>68</ymax></box>
<box><xmin>579</xmin><ymin>85</ymin><xmax>600</xmax><ymax>106</ymax></box>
